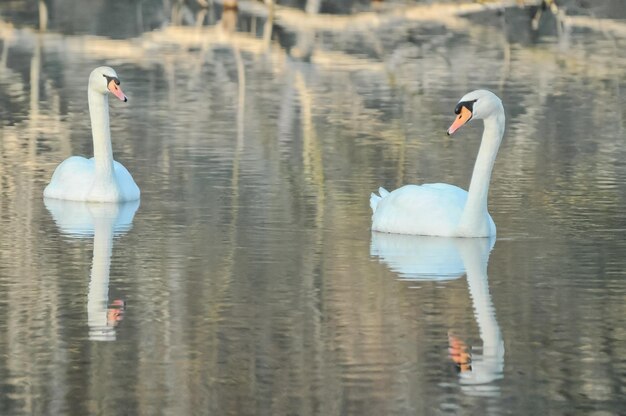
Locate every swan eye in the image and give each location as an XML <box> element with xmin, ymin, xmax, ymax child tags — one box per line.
<box><xmin>454</xmin><ymin>99</ymin><xmax>477</xmax><ymax>115</ymax></box>
<box><xmin>102</xmin><ymin>74</ymin><xmax>121</xmax><ymax>86</ymax></box>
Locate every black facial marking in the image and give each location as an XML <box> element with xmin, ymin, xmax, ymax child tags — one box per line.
<box><xmin>103</xmin><ymin>74</ymin><xmax>121</xmax><ymax>85</ymax></box>
<box><xmin>454</xmin><ymin>99</ymin><xmax>477</xmax><ymax>115</ymax></box>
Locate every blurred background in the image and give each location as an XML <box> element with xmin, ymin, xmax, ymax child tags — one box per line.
<box><xmin>0</xmin><ymin>1</ymin><xmax>624</xmax><ymax>415</ymax></box>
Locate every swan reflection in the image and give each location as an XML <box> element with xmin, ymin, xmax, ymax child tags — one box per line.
<box><xmin>44</xmin><ymin>199</ymin><xmax>139</xmax><ymax>341</ymax></box>
<box><xmin>371</xmin><ymin>232</ymin><xmax>504</xmax><ymax>395</ymax></box>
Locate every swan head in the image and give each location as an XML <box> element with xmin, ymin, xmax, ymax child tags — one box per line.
<box><xmin>447</xmin><ymin>90</ymin><xmax>502</xmax><ymax>135</ymax></box>
<box><xmin>89</xmin><ymin>66</ymin><xmax>128</xmax><ymax>102</ymax></box>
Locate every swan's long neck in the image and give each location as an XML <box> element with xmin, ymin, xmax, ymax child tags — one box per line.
<box><xmin>88</xmin><ymin>88</ymin><xmax>114</xmax><ymax>183</ymax></box>
<box><xmin>457</xmin><ymin>111</ymin><xmax>505</xmax><ymax>236</ymax></box>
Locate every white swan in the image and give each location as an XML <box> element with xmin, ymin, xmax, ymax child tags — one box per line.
<box><xmin>370</xmin><ymin>90</ymin><xmax>505</xmax><ymax>237</ymax></box>
<box><xmin>43</xmin><ymin>66</ymin><xmax>140</xmax><ymax>202</ymax></box>
<box><xmin>45</xmin><ymin>199</ymin><xmax>139</xmax><ymax>341</ymax></box>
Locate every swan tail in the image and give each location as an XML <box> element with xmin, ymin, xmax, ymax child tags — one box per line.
<box><xmin>370</xmin><ymin>187</ymin><xmax>389</xmax><ymax>213</ymax></box>
<box><xmin>370</xmin><ymin>193</ymin><xmax>381</xmax><ymax>213</ymax></box>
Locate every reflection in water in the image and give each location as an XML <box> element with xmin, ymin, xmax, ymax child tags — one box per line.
<box><xmin>0</xmin><ymin>0</ymin><xmax>624</xmax><ymax>414</ymax></box>
<box><xmin>44</xmin><ymin>199</ymin><xmax>139</xmax><ymax>341</ymax></box>
<box><xmin>371</xmin><ymin>233</ymin><xmax>504</xmax><ymax>395</ymax></box>
<box><xmin>371</xmin><ymin>233</ymin><xmax>495</xmax><ymax>281</ymax></box>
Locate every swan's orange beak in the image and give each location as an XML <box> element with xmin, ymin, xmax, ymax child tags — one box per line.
<box><xmin>107</xmin><ymin>79</ymin><xmax>128</xmax><ymax>102</ymax></box>
<box><xmin>447</xmin><ymin>106</ymin><xmax>472</xmax><ymax>135</ymax></box>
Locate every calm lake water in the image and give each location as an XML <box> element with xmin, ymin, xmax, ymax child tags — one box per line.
<box><xmin>0</xmin><ymin>1</ymin><xmax>625</xmax><ymax>415</ymax></box>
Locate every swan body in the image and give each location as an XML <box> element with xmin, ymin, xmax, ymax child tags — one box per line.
<box><xmin>44</xmin><ymin>67</ymin><xmax>140</xmax><ymax>202</ymax></box>
<box><xmin>370</xmin><ymin>184</ymin><xmax>496</xmax><ymax>238</ymax></box>
<box><xmin>371</xmin><ymin>90</ymin><xmax>505</xmax><ymax>237</ymax></box>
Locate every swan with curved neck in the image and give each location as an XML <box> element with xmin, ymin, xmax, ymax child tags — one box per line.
<box><xmin>44</xmin><ymin>66</ymin><xmax>140</xmax><ymax>202</ymax></box>
<box><xmin>370</xmin><ymin>90</ymin><xmax>505</xmax><ymax>237</ymax></box>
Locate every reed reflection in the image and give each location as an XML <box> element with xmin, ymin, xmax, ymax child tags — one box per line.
<box><xmin>44</xmin><ymin>199</ymin><xmax>139</xmax><ymax>341</ymax></box>
<box><xmin>371</xmin><ymin>233</ymin><xmax>505</xmax><ymax>395</ymax></box>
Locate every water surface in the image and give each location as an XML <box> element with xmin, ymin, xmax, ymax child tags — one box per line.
<box><xmin>0</xmin><ymin>1</ymin><xmax>625</xmax><ymax>415</ymax></box>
